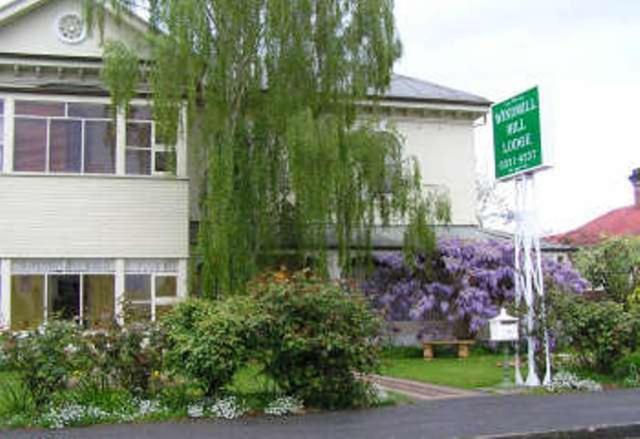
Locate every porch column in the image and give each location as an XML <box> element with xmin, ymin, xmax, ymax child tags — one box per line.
<box><xmin>116</xmin><ymin>106</ymin><xmax>126</xmax><ymax>176</ymax></box>
<box><xmin>115</xmin><ymin>258</ymin><xmax>125</xmax><ymax>325</ymax></box>
<box><xmin>1</xmin><ymin>259</ymin><xmax>11</xmax><ymax>330</ymax></box>
<box><xmin>3</xmin><ymin>98</ymin><xmax>14</xmax><ymax>173</ymax></box>
<box><xmin>177</xmin><ymin>258</ymin><xmax>188</xmax><ymax>299</ymax></box>
<box><xmin>176</xmin><ymin>104</ymin><xmax>188</xmax><ymax>178</ymax></box>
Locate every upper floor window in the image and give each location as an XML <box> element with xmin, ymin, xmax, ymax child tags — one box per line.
<box><xmin>126</xmin><ymin>105</ymin><xmax>174</xmax><ymax>175</ymax></box>
<box><xmin>13</xmin><ymin>101</ymin><xmax>115</xmax><ymax>174</ymax></box>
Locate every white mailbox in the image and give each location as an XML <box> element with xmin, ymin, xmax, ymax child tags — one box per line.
<box><xmin>489</xmin><ymin>308</ymin><xmax>519</xmax><ymax>342</ymax></box>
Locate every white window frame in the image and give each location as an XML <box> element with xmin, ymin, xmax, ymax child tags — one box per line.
<box><xmin>0</xmin><ymin>93</ymin><xmax>185</xmax><ymax>178</ymax></box>
<box><xmin>124</xmin><ymin>272</ymin><xmax>178</xmax><ymax>322</ymax></box>
<box><xmin>11</xmin><ymin>271</ymin><xmax>115</xmax><ymax>327</ymax></box>
<box><xmin>125</xmin><ymin>105</ymin><xmax>176</xmax><ymax>176</ymax></box>
<box><xmin>13</xmin><ymin>102</ymin><xmax>114</xmax><ymax>175</ymax></box>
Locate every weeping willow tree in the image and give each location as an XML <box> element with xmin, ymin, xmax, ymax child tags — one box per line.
<box><xmin>89</xmin><ymin>0</ymin><xmax>449</xmax><ymax>298</ymax></box>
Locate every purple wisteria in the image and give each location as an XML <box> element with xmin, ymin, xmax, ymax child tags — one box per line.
<box><xmin>361</xmin><ymin>239</ymin><xmax>588</xmax><ymax>337</ymax></box>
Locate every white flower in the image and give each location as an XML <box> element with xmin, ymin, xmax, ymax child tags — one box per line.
<box><xmin>264</xmin><ymin>396</ymin><xmax>304</xmax><ymax>416</ymax></box>
<box><xmin>209</xmin><ymin>396</ymin><xmax>247</xmax><ymax>419</ymax></box>
<box><xmin>187</xmin><ymin>403</ymin><xmax>205</xmax><ymax>418</ymax></box>
<box><xmin>140</xmin><ymin>337</ymin><xmax>151</xmax><ymax>349</ymax></box>
<box><xmin>546</xmin><ymin>371</ymin><xmax>602</xmax><ymax>393</ymax></box>
<box><xmin>135</xmin><ymin>399</ymin><xmax>163</xmax><ymax>416</ymax></box>
<box><xmin>64</xmin><ymin>343</ymin><xmax>78</xmax><ymax>354</ymax></box>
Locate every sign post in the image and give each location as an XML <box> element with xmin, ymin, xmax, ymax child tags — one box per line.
<box><xmin>492</xmin><ymin>86</ymin><xmax>552</xmax><ymax>387</ymax></box>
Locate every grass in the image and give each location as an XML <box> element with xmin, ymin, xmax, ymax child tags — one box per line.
<box><xmin>380</xmin><ymin>346</ymin><xmax>508</xmax><ymax>390</ymax></box>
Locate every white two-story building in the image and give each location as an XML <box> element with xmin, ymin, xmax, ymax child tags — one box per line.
<box><xmin>0</xmin><ymin>0</ymin><xmax>490</xmax><ymax>330</ymax></box>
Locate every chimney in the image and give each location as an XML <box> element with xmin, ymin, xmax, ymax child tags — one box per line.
<box><xmin>630</xmin><ymin>168</ymin><xmax>640</xmax><ymax>207</ymax></box>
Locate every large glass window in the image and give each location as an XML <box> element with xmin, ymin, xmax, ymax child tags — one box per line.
<box><xmin>7</xmin><ymin>259</ymin><xmax>179</xmax><ymax>329</ymax></box>
<box><xmin>48</xmin><ymin>274</ymin><xmax>80</xmax><ymax>321</ymax></box>
<box><xmin>10</xmin><ymin>259</ymin><xmax>117</xmax><ymax>330</ymax></box>
<box><xmin>11</xmin><ymin>275</ymin><xmax>44</xmax><ymax>330</ymax></box>
<box><xmin>14</xmin><ymin>101</ymin><xmax>115</xmax><ymax>174</ymax></box>
<box><xmin>83</xmin><ymin>275</ymin><xmax>115</xmax><ymax>329</ymax></box>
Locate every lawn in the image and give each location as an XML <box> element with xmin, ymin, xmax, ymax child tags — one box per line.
<box><xmin>380</xmin><ymin>347</ymin><xmax>507</xmax><ymax>390</ymax></box>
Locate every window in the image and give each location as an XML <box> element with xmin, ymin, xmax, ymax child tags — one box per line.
<box><xmin>83</xmin><ymin>275</ymin><xmax>115</xmax><ymax>329</ymax></box>
<box><xmin>11</xmin><ymin>275</ymin><xmax>45</xmax><ymax>330</ymax></box>
<box><xmin>13</xmin><ymin>100</ymin><xmax>115</xmax><ymax>174</ymax></box>
<box><xmin>155</xmin><ymin>275</ymin><xmax>177</xmax><ymax>298</ymax></box>
<box><xmin>125</xmin><ymin>274</ymin><xmax>152</xmax><ymax>320</ymax></box>
<box><xmin>126</xmin><ymin>105</ymin><xmax>175</xmax><ymax>175</ymax></box>
<box><xmin>125</xmin><ymin>272</ymin><xmax>178</xmax><ymax>322</ymax></box>
<box><xmin>10</xmin><ymin>258</ymin><xmax>117</xmax><ymax>330</ymax></box>
<box><xmin>48</xmin><ymin>274</ymin><xmax>80</xmax><ymax>320</ymax></box>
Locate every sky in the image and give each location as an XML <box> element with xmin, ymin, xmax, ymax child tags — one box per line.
<box><xmin>394</xmin><ymin>0</ymin><xmax>640</xmax><ymax>234</ymax></box>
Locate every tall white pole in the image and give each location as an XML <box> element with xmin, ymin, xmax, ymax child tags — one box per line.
<box><xmin>513</xmin><ymin>173</ymin><xmax>549</xmax><ymax>387</ymax></box>
<box><xmin>513</xmin><ymin>177</ymin><xmax>524</xmax><ymax>386</ymax></box>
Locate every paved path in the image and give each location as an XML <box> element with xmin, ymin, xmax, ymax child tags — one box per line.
<box><xmin>5</xmin><ymin>389</ymin><xmax>640</xmax><ymax>438</ymax></box>
<box><xmin>365</xmin><ymin>374</ymin><xmax>484</xmax><ymax>400</ymax></box>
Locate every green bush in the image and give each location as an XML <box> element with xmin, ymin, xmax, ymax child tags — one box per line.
<box><xmin>252</xmin><ymin>272</ymin><xmax>382</xmax><ymax>409</ymax></box>
<box><xmin>82</xmin><ymin>322</ymin><xmax>165</xmax><ymax>396</ymax></box>
<box><xmin>574</xmin><ymin>236</ymin><xmax>640</xmax><ymax>305</ymax></box>
<box><xmin>613</xmin><ymin>352</ymin><xmax>640</xmax><ymax>382</ymax></box>
<box><xmin>162</xmin><ymin>298</ymin><xmax>264</xmax><ymax>397</ymax></box>
<box><xmin>3</xmin><ymin>320</ymin><xmax>85</xmax><ymax>407</ymax></box>
<box><xmin>552</xmin><ymin>292</ymin><xmax>640</xmax><ymax>372</ymax></box>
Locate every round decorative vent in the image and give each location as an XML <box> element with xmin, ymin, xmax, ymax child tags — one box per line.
<box><xmin>56</xmin><ymin>13</ymin><xmax>86</xmax><ymax>44</ymax></box>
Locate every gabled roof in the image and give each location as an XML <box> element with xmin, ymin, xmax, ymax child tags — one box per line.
<box><xmin>547</xmin><ymin>205</ymin><xmax>640</xmax><ymax>246</ymax></box>
<box><xmin>383</xmin><ymin>74</ymin><xmax>491</xmax><ymax>107</ymax></box>
<box><xmin>0</xmin><ymin>1</ymin><xmax>491</xmax><ymax>109</ymax></box>
<box><xmin>0</xmin><ymin>0</ymin><xmax>149</xmax><ymax>34</ymax></box>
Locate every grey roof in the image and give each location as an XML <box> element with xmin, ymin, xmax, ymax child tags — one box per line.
<box><xmin>381</xmin><ymin>74</ymin><xmax>492</xmax><ymax>106</ymax></box>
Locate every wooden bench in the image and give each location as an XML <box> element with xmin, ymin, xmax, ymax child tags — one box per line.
<box><xmin>422</xmin><ymin>340</ymin><xmax>475</xmax><ymax>360</ymax></box>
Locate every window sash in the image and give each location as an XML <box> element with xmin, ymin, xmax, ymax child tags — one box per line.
<box><xmin>13</xmin><ymin>101</ymin><xmax>115</xmax><ymax>175</ymax></box>
<box><xmin>6</xmin><ymin>98</ymin><xmax>179</xmax><ymax>177</ymax></box>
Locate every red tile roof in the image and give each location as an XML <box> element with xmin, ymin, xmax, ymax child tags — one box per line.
<box><xmin>547</xmin><ymin>205</ymin><xmax>640</xmax><ymax>246</ymax></box>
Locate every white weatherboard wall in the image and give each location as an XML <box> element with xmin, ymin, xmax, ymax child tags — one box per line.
<box><xmin>395</xmin><ymin>117</ymin><xmax>478</xmax><ymax>226</ymax></box>
<box><xmin>0</xmin><ymin>175</ymin><xmax>189</xmax><ymax>258</ymax></box>
<box><xmin>0</xmin><ymin>0</ymin><xmax>150</xmax><ymax>58</ymax></box>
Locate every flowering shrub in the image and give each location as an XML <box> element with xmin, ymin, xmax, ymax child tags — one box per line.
<box><xmin>252</xmin><ymin>272</ymin><xmax>382</xmax><ymax>409</ymax></box>
<box><xmin>3</xmin><ymin>321</ymin><xmax>86</xmax><ymax>407</ymax></box>
<box><xmin>264</xmin><ymin>396</ymin><xmax>304</xmax><ymax>416</ymax></box>
<box><xmin>362</xmin><ymin>239</ymin><xmax>587</xmax><ymax>338</ymax></box>
<box><xmin>545</xmin><ymin>371</ymin><xmax>602</xmax><ymax>393</ymax></box>
<box><xmin>80</xmin><ymin>321</ymin><xmax>165</xmax><ymax>397</ymax></box>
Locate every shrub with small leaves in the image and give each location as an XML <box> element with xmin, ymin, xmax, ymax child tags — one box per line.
<box><xmin>552</xmin><ymin>293</ymin><xmax>640</xmax><ymax>372</ymax></box>
<box><xmin>252</xmin><ymin>272</ymin><xmax>382</xmax><ymax>409</ymax></box>
<box><xmin>162</xmin><ymin>298</ymin><xmax>265</xmax><ymax>397</ymax></box>
<box><xmin>613</xmin><ymin>351</ymin><xmax>640</xmax><ymax>386</ymax></box>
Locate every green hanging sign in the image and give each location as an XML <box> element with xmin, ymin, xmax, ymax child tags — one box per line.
<box><xmin>492</xmin><ymin>87</ymin><xmax>546</xmax><ymax>180</ymax></box>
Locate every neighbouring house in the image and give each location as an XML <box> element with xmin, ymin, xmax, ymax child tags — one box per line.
<box><xmin>547</xmin><ymin>168</ymin><xmax>640</xmax><ymax>246</ymax></box>
<box><xmin>0</xmin><ymin>0</ymin><xmax>491</xmax><ymax>330</ymax></box>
